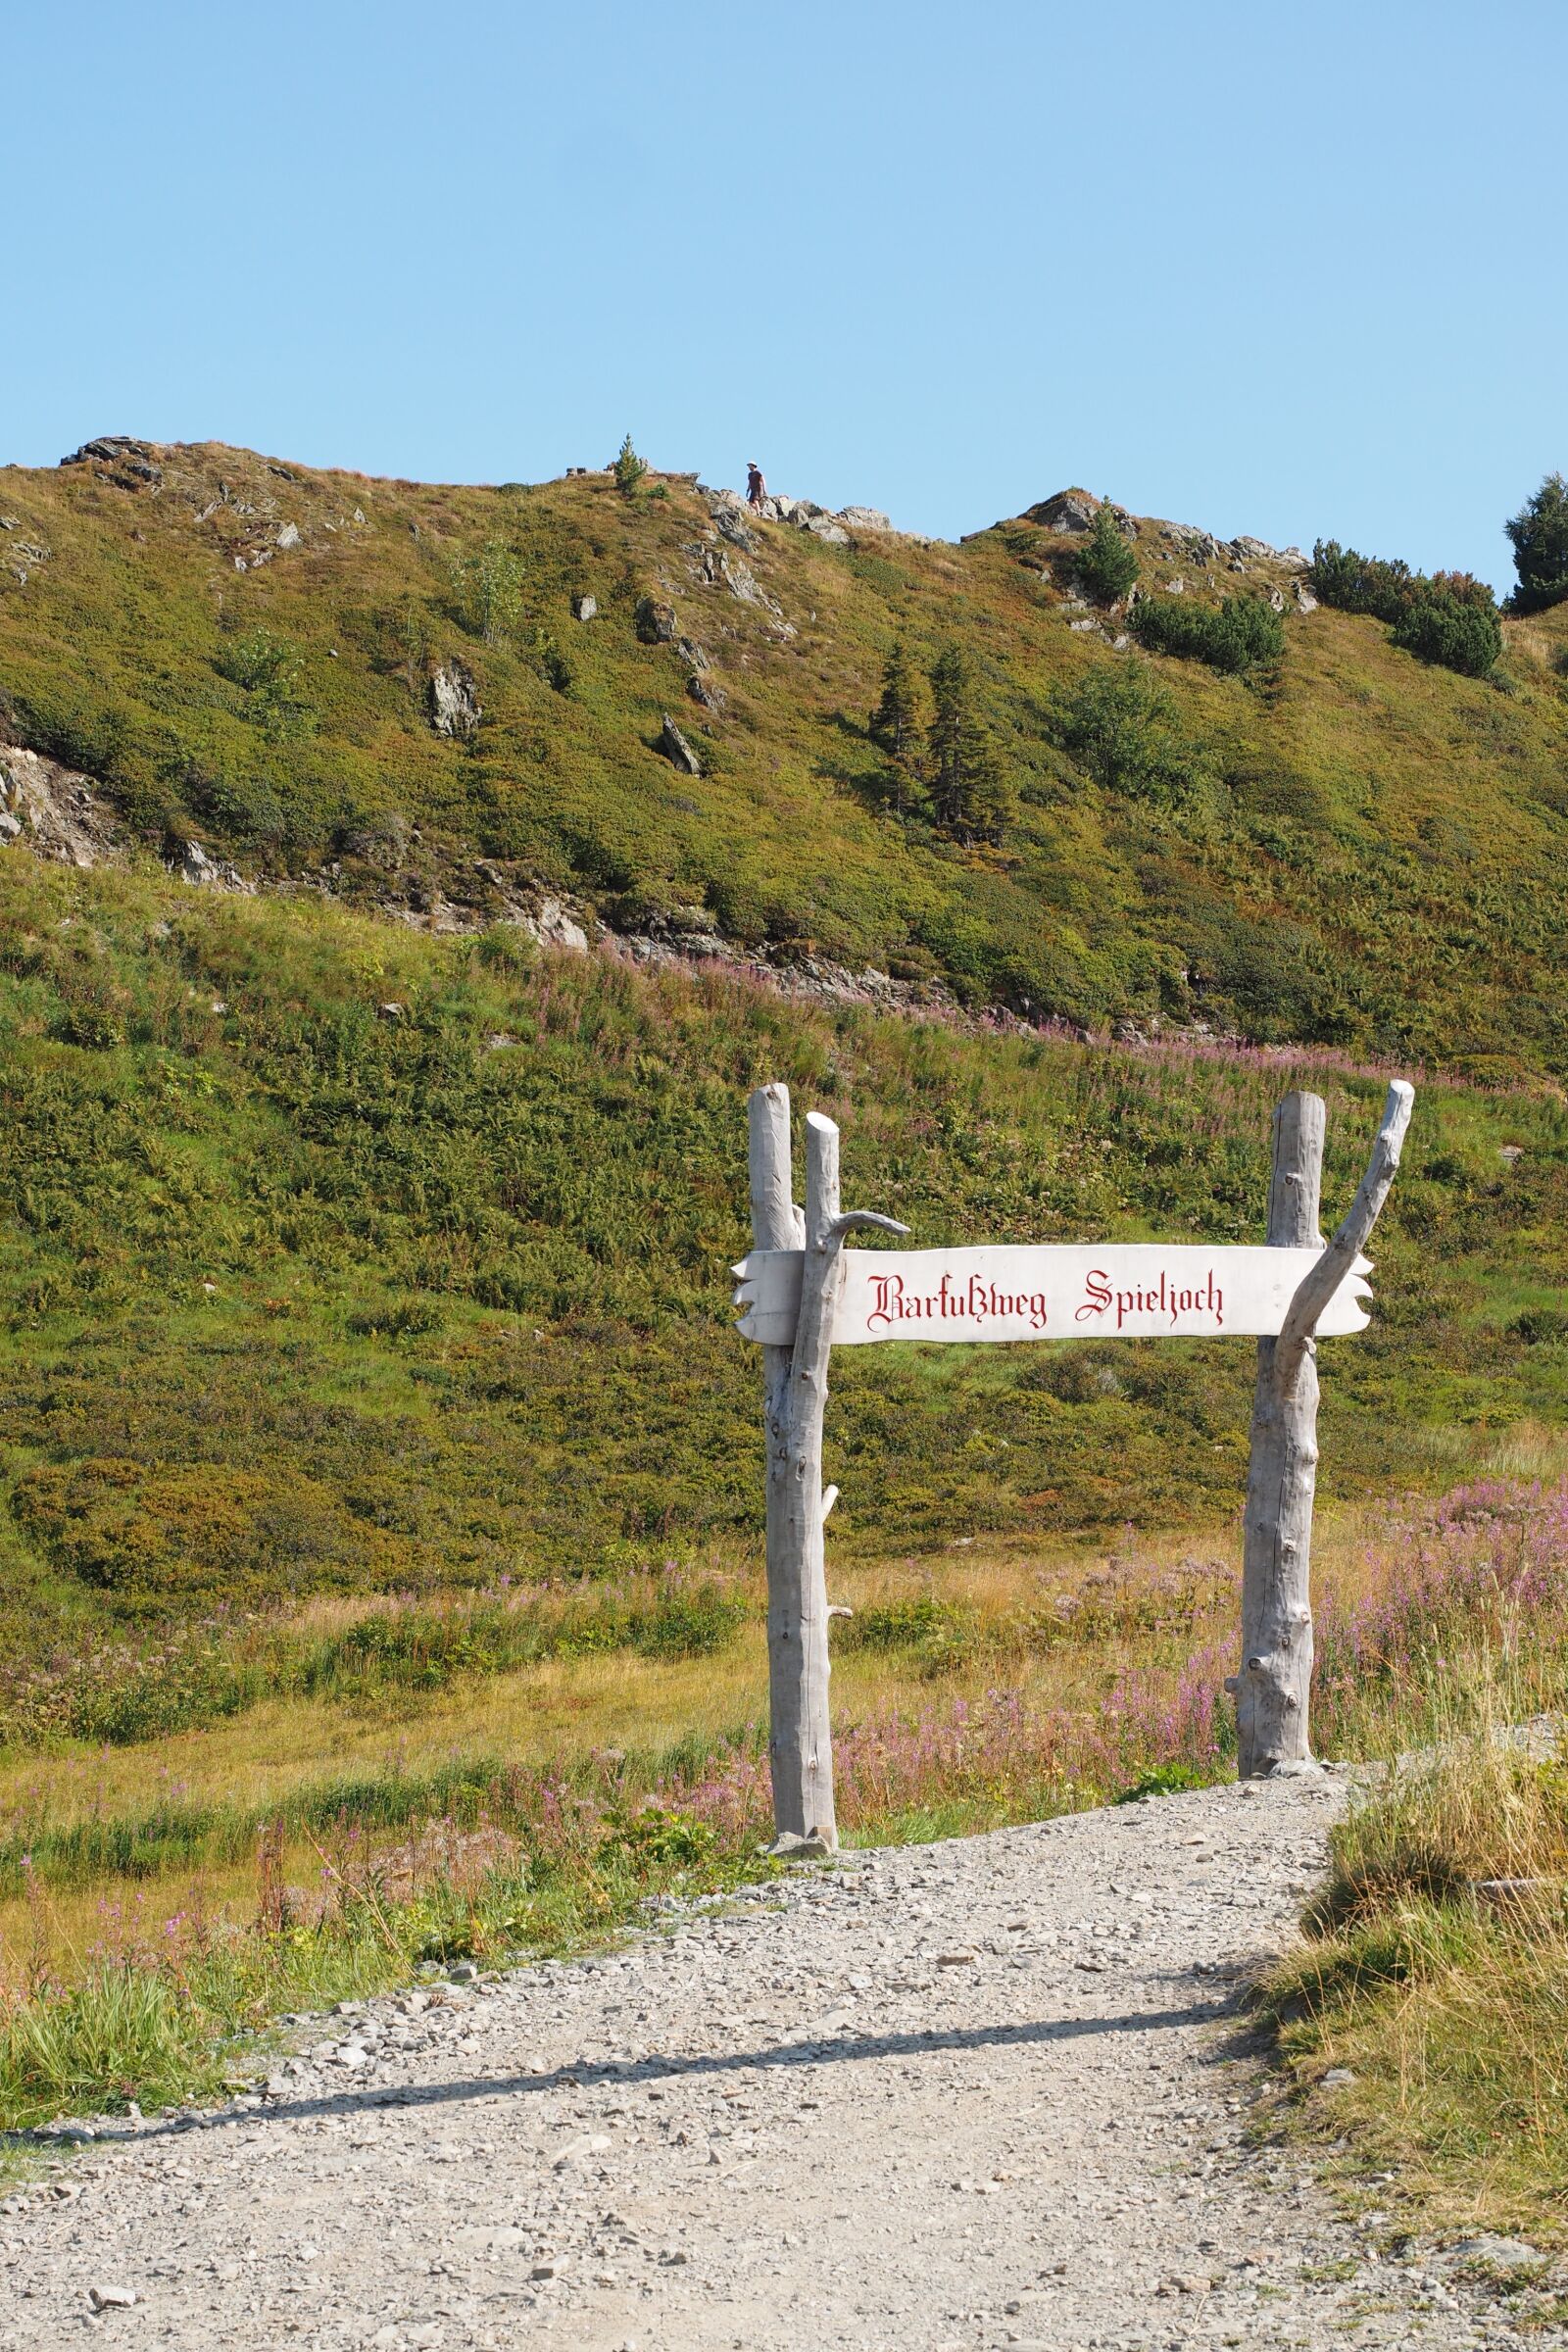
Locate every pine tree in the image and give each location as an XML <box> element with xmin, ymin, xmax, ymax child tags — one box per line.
<box><xmin>1077</xmin><ymin>499</ymin><xmax>1139</xmax><ymax>605</ymax></box>
<box><xmin>870</xmin><ymin>642</ymin><xmax>928</xmax><ymax>815</ymax></box>
<box><xmin>611</xmin><ymin>433</ymin><xmax>648</xmax><ymax>499</ymax></box>
<box><xmin>1505</xmin><ymin>472</ymin><xmax>1568</xmax><ymax>613</ymax></box>
<box><xmin>926</xmin><ymin>647</ymin><xmax>1012</xmax><ymax>844</ymax></box>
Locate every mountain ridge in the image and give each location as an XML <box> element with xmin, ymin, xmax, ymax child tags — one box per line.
<box><xmin>4</xmin><ymin>434</ymin><xmax>1568</xmax><ymax>1081</ymax></box>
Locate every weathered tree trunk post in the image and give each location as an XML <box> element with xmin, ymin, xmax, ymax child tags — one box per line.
<box><xmin>748</xmin><ymin>1088</ymin><xmax>906</xmax><ymax>1851</ymax></box>
<box><xmin>748</xmin><ymin>1086</ymin><xmax>811</xmax><ymax>1840</ymax></box>
<box><xmin>1237</xmin><ymin>1081</ymin><xmax>1414</xmax><ymax>1775</ymax></box>
<box><xmin>1237</xmin><ymin>1093</ymin><xmax>1326</xmax><ymax>1777</ymax></box>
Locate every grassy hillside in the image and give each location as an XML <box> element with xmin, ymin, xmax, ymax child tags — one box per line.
<box><xmin>2</xmin><ymin>849</ymin><xmax>1566</xmax><ymax>1744</ymax></box>
<box><xmin>3</xmin><ymin>438</ymin><xmax>1568</xmax><ymax>1076</ymax></box>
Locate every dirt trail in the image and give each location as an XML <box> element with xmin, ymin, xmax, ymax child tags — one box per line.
<box><xmin>1</xmin><ymin>1774</ymin><xmax>1550</xmax><ymax>2350</ymax></box>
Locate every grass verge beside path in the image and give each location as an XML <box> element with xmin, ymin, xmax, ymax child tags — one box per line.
<box><xmin>5</xmin><ymin>1471</ymin><xmax>1568</xmax><ymax>2162</ymax></box>
<box><xmin>1259</xmin><ymin>1705</ymin><xmax>1568</xmax><ymax>2248</ymax></box>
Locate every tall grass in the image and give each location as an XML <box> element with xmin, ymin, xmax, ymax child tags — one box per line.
<box><xmin>5</xmin><ymin>1472</ymin><xmax>1566</xmax><ymax>2143</ymax></box>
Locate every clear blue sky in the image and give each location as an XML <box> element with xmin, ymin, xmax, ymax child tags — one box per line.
<box><xmin>8</xmin><ymin>0</ymin><xmax>1564</xmax><ymax>592</ymax></box>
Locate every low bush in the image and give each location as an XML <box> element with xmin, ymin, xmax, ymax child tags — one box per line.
<box><xmin>1391</xmin><ymin>588</ymin><xmax>1502</xmax><ymax>678</ymax></box>
<box><xmin>1131</xmin><ymin>591</ymin><xmax>1284</xmax><ymax>676</ymax></box>
<box><xmin>1309</xmin><ymin>540</ymin><xmax>1501</xmax><ymax>677</ymax></box>
<box><xmin>1046</xmin><ymin>662</ymin><xmax>1206</xmax><ymax>806</ymax></box>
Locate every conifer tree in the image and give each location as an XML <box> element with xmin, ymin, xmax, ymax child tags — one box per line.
<box><xmin>611</xmin><ymin>433</ymin><xmax>648</xmax><ymax>499</ymax></box>
<box><xmin>926</xmin><ymin>646</ymin><xmax>1012</xmax><ymax>844</ymax></box>
<box><xmin>1078</xmin><ymin>499</ymin><xmax>1139</xmax><ymax>605</ymax></box>
<box><xmin>870</xmin><ymin>641</ymin><xmax>929</xmax><ymax>815</ymax></box>
<box><xmin>1505</xmin><ymin>472</ymin><xmax>1568</xmax><ymax>613</ymax></box>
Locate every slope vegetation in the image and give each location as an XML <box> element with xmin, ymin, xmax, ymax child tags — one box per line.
<box><xmin>3</xmin><ymin>438</ymin><xmax>1568</xmax><ymax>1076</ymax></box>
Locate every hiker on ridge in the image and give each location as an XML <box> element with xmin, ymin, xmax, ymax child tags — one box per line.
<box><xmin>746</xmin><ymin>460</ymin><xmax>766</xmax><ymax>510</ymax></box>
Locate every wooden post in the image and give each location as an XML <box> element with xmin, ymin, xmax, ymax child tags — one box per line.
<box><xmin>1237</xmin><ymin>1081</ymin><xmax>1413</xmax><ymax>1776</ymax></box>
<box><xmin>749</xmin><ymin>1086</ymin><xmax>810</xmax><ymax>1842</ymax></box>
<box><xmin>748</xmin><ymin>1089</ymin><xmax>906</xmax><ymax>1851</ymax></box>
<box><xmin>1237</xmin><ymin>1092</ymin><xmax>1325</xmax><ymax>1778</ymax></box>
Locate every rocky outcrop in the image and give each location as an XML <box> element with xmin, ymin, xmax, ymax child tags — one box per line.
<box><xmin>429</xmin><ymin>660</ymin><xmax>480</xmax><ymax>739</ymax></box>
<box><xmin>0</xmin><ymin>516</ymin><xmax>51</xmax><ymax>585</ymax></box>
<box><xmin>636</xmin><ymin>598</ymin><xmax>679</xmax><ymax>644</ymax></box>
<box><xmin>521</xmin><ymin>895</ymin><xmax>589</xmax><ymax>953</ymax></box>
<box><xmin>60</xmin><ymin>436</ymin><xmax>164</xmax><ymax>491</ymax></box>
<box><xmin>172</xmin><ymin>838</ymin><xmax>250</xmax><ymax>891</ymax></box>
<box><xmin>1026</xmin><ymin>488</ymin><xmax>1102</xmax><ymax>534</ymax></box>
<box><xmin>660</xmin><ymin>714</ymin><xmax>703</xmax><ymax>776</ymax></box>
<box><xmin>0</xmin><ymin>744</ymin><xmax>120</xmax><ymax>867</ymax></box>
<box><xmin>710</xmin><ymin>486</ymin><xmax>893</xmax><ymax>546</ymax></box>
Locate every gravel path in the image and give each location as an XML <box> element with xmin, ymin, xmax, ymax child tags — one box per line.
<box><xmin>2</xmin><ymin>1771</ymin><xmax>1558</xmax><ymax>2350</ymax></box>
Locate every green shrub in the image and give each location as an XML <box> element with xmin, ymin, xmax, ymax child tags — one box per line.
<box><xmin>1310</xmin><ymin>540</ymin><xmax>1501</xmax><ymax>676</ymax></box>
<box><xmin>1131</xmin><ymin>591</ymin><xmax>1284</xmax><ymax>676</ymax></box>
<box><xmin>1392</xmin><ymin>589</ymin><xmax>1501</xmax><ymax>678</ymax></box>
<box><xmin>1308</xmin><ymin>540</ymin><xmax>1416</xmax><ymax>624</ymax></box>
<box><xmin>1047</xmin><ymin>661</ymin><xmax>1204</xmax><ymax>808</ymax></box>
<box><xmin>599</xmin><ymin>1803</ymin><xmax>716</xmax><ymax>1866</ymax></box>
<box><xmin>450</xmin><ymin>541</ymin><xmax>525</xmax><ymax>645</ymax></box>
<box><xmin>836</xmin><ymin>1596</ymin><xmax>956</xmax><ymax>1651</ymax></box>
<box><xmin>1114</xmin><ymin>1760</ymin><xmax>1210</xmax><ymax>1802</ymax></box>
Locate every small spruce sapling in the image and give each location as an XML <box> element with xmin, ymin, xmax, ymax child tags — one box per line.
<box><xmin>1077</xmin><ymin>501</ymin><xmax>1139</xmax><ymax>606</ymax></box>
<box><xmin>612</xmin><ymin>434</ymin><xmax>649</xmax><ymax>500</ymax></box>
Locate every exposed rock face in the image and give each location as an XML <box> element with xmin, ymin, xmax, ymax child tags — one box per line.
<box><xmin>717</xmin><ymin>554</ymin><xmax>768</xmax><ymax>607</ymax></box>
<box><xmin>172</xmin><ymin>838</ymin><xmax>250</xmax><ymax>891</ymax></box>
<box><xmin>0</xmin><ymin>516</ymin><xmax>51</xmax><ymax>584</ymax></box>
<box><xmin>1026</xmin><ymin>488</ymin><xmax>1102</xmax><ymax>534</ymax></box>
<box><xmin>1295</xmin><ymin>581</ymin><xmax>1320</xmax><ymax>614</ymax></box>
<box><xmin>61</xmin><ymin>436</ymin><xmax>165</xmax><ymax>490</ymax></box>
<box><xmin>429</xmin><ymin>660</ymin><xmax>480</xmax><ymax>739</ymax></box>
<box><xmin>660</xmin><ymin>713</ymin><xmax>703</xmax><ymax>777</ymax></box>
<box><xmin>839</xmin><ymin>506</ymin><xmax>893</xmax><ymax>532</ymax></box>
<box><xmin>521</xmin><ymin>895</ymin><xmax>589</xmax><ymax>953</ymax></box>
<box><xmin>1160</xmin><ymin>523</ymin><xmax>1224</xmax><ymax>564</ymax></box>
<box><xmin>706</xmin><ymin>492</ymin><xmax>758</xmax><ymax>552</ymax></box>
<box><xmin>0</xmin><ymin>744</ymin><xmax>119</xmax><ymax>867</ymax></box>
<box><xmin>636</xmin><ymin>597</ymin><xmax>679</xmax><ymax>644</ymax></box>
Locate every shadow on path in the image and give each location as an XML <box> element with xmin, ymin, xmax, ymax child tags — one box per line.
<box><xmin>46</xmin><ymin>1992</ymin><xmax>1239</xmax><ymax>2148</ymax></box>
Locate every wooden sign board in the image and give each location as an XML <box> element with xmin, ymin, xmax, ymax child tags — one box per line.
<box><xmin>734</xmin><ymin>1243</ymin><xmax>1374</xmax><ymax>1348</ymax></box>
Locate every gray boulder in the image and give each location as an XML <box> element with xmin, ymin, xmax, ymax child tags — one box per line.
<box><xmin>1026</xmin><ymin>488</ymin><xmax>1102</xmax><ymax>535</ymax></box>
<box><xmin>523</xmin><ymin>896</ymin><xmax>588</xmax><ymax>954</ymax></box>
<box><xmin>707</xmin><ymin>493</ymin><xmax>759</xmax><ymax>551</ymax></box>
<box><xmin>571</xmin><ymin>593</ymin><xmax>597</xmax><ymax>621</ymax></box>
<box><xmin>430</xmin><ymin>660</ymin><xmax>481</xmax><ymax>739</ymax></box>
<box><xmin>839</xmin><ymin>506</ymin><xmax>893</xmax><ymax>532</ymax></box>
<box><xmin>660</xmin><ymin>714</ymin><xmax>703</xmax><ymax>777</ymax></box>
